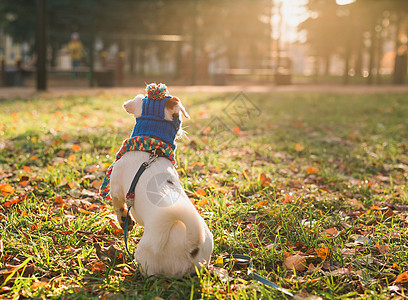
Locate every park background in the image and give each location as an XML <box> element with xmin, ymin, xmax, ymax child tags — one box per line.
<box><xmin>1</xmin><ymin>1</ymin><xmax>408</xmax><ymax>299</ymax></box>
<box><xmin>0</xmin><ymin>0</ymin><xmax>407</xmax><ymax>89</ymax></box>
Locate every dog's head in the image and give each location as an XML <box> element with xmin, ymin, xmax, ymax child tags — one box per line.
<box><xmin>123</xmin><ymin>94</ymin><xmax>190</xmax><ymax>122</ymax></box>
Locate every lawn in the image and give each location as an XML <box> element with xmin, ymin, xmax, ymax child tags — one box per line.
<box><xmin>0</xmin><ymin>90</ymin><xmax>407</xmax><ymax>299</ymax></box>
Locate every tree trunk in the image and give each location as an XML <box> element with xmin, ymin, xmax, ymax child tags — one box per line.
<box><xmin>392</xmin><ymin>14</ymin><xmax>406</xmax><ymax>85</ymax></box>
<box><xmin>367</xmin><ymin>19</ymin><xmax>377</xmax><ymax>85</ymax></box>
<box><xmin>376</xmin><ymin>30</ymin><xmax>383</xmax><ymax>85</ymax></box>
<box><xmin>324</xmin><ymin>54</ymin><xmax>331</xmax><ymax>76</ymax></box>
<box><xmin>129</xmin><ymin>40</ymin><xmax>135</xmax><ymax>75</ymax></box>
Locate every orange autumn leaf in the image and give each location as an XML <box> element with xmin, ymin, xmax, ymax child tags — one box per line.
<box><xmin>254</xmin><ymin>200</ymin><xmax>268</xmax><ymax>208</ymax></box>
<box><xmin>374</xmin><ymin>244</ymin><xmax>390</xmax><ymax>255</ymax></box>
<box><xmin>294</xmin><ymin>143</ymin><xmax>305</xmax><ymax>152</ymax></box>
<box><xmin>197</xmin><ymin>198</ymin><xmax>208</xmax><ymax>206</ymax></box>
<box><xmin>259</xmin><ymin>173</ymin><xmax>271</xmax><ymax>186</ymax></box>
<box><xmin>315</xmin><ymin>247</ymin><xmax>331</xmax><ymax>260</ymax></box>
<box><xmin>31</xmin><ymin>281</ymin><xmax>49</xmax><ymax>290</ymax></box>
<box><xmin>78</xmin><ymin>208</ymin><xmax>93</xmax><ymax>215</ymax></box>
<box><xmin>306</xmin><ymin>167</ymin><xmax>319</xmax><ymax>174</ymax></box>
<box><xmin>283</xmin><ymin>254</ymin><xmax>307</xmax><ymax>271</ymax></box>
<box><xmin>192</xmin><ymin>162</ymin><xmax>206</xmax><ymax>167</ymax></box>
<box><xmin>109</xmin><ymin>220</ymin><xmax>124</xmax><ymax>237</ymax></box>
<box><xmin>283</xmin><ymin>194</ymin><xmax>293</xmax><ymax>203</ymax></box>
<box><xmin>91</xmin><ymin>180</ymin><xmax>102</xmax><ymax>189</ymax></box>
<box><xmin>324</xmin><ymin>227</ymin><xmax>339</xmax><ymax>237</ymax></box>
<box><xmin>19</xmin><ymin>180</ymin><xmax>29</xmax><ymax>186</ymax></box>
<box><xmin>0</xmin><ymin>183</ymin><xmax>15</xmax><ymax>196</ymax></box>
<box><xmin>54</xmin><ymin>195</ymin><xmax>64</xmax><ymax>204</ymax></box>
<box><xmin>395</xmin><ymin>272</ymin><xmax>408</xmax><ymax>283</ymax></box>
<box><xmin>195</xmin><ymin>189</ymin><xmax>207</xmax><ymax>197</ymax></box>
<box><xmin>23</xmin><ymin>166</ymin><xmax>32</xmax><ymax>172</ymax></box>
<box><xmin>30</xmin><ymin>222</ymin><xmax>41</xmax><ymax>231</ymax></box>
<box><xmin>91</xmin><ymin>261</ymin><xmax>106</xmax><ymax>273</ymax></box>
<box><xmin>72</xmin><ymin>144</ymin><xmax>81</xmax><ymax>152</ymax></box>
<box><xmin>30</xmin><ymin>155</ymin><xmax>38</xmax><ymax>160</ymax></box>
<box><xmin>232</xmin><ymin>126</ymin><xmax>241</xmax><ymax>135</ymax></box>
<box><xmin>2</xmin><ymin>196</ymin><xmax>25</xmax><ymax>207</ymax></box>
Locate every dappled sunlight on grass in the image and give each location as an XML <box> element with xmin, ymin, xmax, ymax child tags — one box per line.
<box><xmin>1</xmin><ymin>92</ymin><xmax>408</xmax><ymax>298</ymax></box>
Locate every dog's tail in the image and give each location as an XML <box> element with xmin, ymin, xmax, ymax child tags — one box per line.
<box><xmin>147</xmin><ymin>200</ymin><xmax>205</xmax><ymax>254</ymax></box>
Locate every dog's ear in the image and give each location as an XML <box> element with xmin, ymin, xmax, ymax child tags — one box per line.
<box><xmin>165</xmin><ymin>96</ymin><xmax>190</xmax><ymax>120</ymax></box>
<box><xmin>123</xmin><ymin>94</ymin><xmax>143</xmax><ymax>117</ymax></box>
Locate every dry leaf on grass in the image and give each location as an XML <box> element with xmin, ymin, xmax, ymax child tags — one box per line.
<box><xmin>374</xmin><ymin>244</ymin><xmax>390</xmax><ymax>255</ymax></box>
<box><xmin>283</xmin><ymin>254</ymin><xmax>307</xmax><ymax>271</ymax></box>
<box><xmin>395</xmin><ymin>272</ymin><xmax>408</xmax><ymax>284</ymax></box>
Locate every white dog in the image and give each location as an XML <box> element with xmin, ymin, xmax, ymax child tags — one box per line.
<box><xmin>108</xmin><ymin>87</ymin><xmax>213</xmax><ymax>277</ymax></box>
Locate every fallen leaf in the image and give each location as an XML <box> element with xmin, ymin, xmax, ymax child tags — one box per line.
<box><xmin>232</xmin><ymin>126</ymin><xmax>241</xmax><ymax>135</ymax></box>
<box><xmin>354</xmin><ymin>235</ymin><xmax>370</xmax><ymax>245</ymax></box>
<box><xmin>295</xmin><ymin>143</ymin><xmax>305</xmax><ymax>152</ymax></box>
<box><xmin>329</xmin><ymin>267</ymin><xmax>350</xmax><ymax>277</ymax></box>
<box><xmin>19</xmin><ymin>180</ymin><xmax>29</xmax><ymax>186</ymax></box>
<box><xmin>195</xmin><ymin>189</ymin><xmax>207</xmax><ymax>197</ymax></box>
<box><xmin>94</xmin><ymin>243</ymin><xmax>125</xmax><ymax>266</ymax></box>
<box><xmin>395</xmin><ymin>272</ymin><xmax>408</xmax><ymax>284</ymax></box>
<box><xmin>283</xmin><ymin>254</ymin><xmax>307</xmax><ymax>271</ymax></box>
<box><xmin>0</xmin><ymin>184</ymin><xmax>14</xmax><ymax>196</ymax></box>
<box><xmin>72</xmin><ymin>144</ymin><xmax>81</xmax><ymax>152</ymax></box>
<box><xmin>197</xmin><ymin>198</ymin><xmax>208</xmax><ymax>206</ymax></box>
<box><xmin>30</xmin><ymin>222</ymin><xmax>42</xmax><ymax>231</ymax></box>
<box><xmin>91</xmin><ymin>261</ymin><xmax>106</xmax><ymax>273</ymax></box>
<box><xmin>254</xmin><ymin>200</ymin><xmax>268</xmax><ymax>208</ymax></box>
<box><xmin>109</xmin><ymin>220</ymin><xmax>124</xmax><ymax>237</ymax></box>
<box><xmin>324</xmin><ymin>228</ymin><xmax>339</xmax><ymax>237</ymax></box>
<box><xmin>347</xmin><ymin>198</ymin><xmax>365</xmax><ymax>210</ymax></box>
<box><xmin>315</xmin><ymin>247</ymin><xmax>331</xmax><ymax>260</ymax></box>
<box><xmin>306</xmin><ymin>167</ymin><xmax>319</xmax><ymax>174</ymax></box>
<box><xmin>2</xmin><ymin>196</ymin><xmax>25</xmax><ymax>207</ymax></box>
<box><xmin>283</xmin><ymin>194</ymin><xmax>293</xmax><ymax>203</ymax></box>
<box><xmin>31</xmin><ymin>281</ymin><xmax>49</xmax><ymax>290</ymax></box>
<box><xmin>259</xmin><ymin>173</ymin><xmax>271</xmax><ymax>187</ymax></box>
<box><xmin>23</xmin><ymin>166</ymin><xmax>32</xmax><ymax>172</ymax></box>
<box><xmin>374</xmin><ymin>244</ymin><xmax>390</xmax><ymax>255</ymax></box>
<box><xmin>91</xmin><ymin>180</ymin><xmax>102</xmax><ymax>189</ymax></box>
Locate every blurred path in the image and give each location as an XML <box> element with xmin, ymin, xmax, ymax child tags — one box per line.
<box><xmin>1</xmin><ymin>84</ymin><xmax>408</xmax><ymax>99</ymax></box>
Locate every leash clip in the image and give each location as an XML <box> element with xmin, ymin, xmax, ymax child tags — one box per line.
<box><xmin>144</xmin><ymin>149</ymin><xmax>159</xmax><ymax>168</ymax></box>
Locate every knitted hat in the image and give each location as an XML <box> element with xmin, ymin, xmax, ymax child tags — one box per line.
<box><xmin>130</xmin><ymin>83</ymin><xmax>181</xmax><ymax>148</ymax></box>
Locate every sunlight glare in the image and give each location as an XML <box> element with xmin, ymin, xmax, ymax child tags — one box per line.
<box><xmin>336</xmin><ymin>0</ymin><xmax>356</xmax><ymax>5</ymax></box>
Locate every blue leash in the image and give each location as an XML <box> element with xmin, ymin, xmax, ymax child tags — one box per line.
<box><xmin>221</xmin><ymin>254</ymin><xmax>295</xmax><ymax>297</ymax></box>
<box><xmin>123</xmin><ymin>206</ymin><xmax>133</xmax><ymax>260</ymax></box>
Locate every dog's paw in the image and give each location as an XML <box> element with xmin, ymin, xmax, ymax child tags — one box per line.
<box><xmin>119</xmin><ymin>215</ymin><xmax>135</xmax><ymax>232</ymax></box>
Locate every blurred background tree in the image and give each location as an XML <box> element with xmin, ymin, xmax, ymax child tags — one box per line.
<box><xmin>0</xmin><ymin>0</ymin><xmax>407</xmax><ymax>87</ymax></box>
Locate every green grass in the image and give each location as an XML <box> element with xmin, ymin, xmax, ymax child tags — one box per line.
<box><xmin>1</xmin><ymin>91</ymin><xmax>408</xmax><ymax>299</ymax></box>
